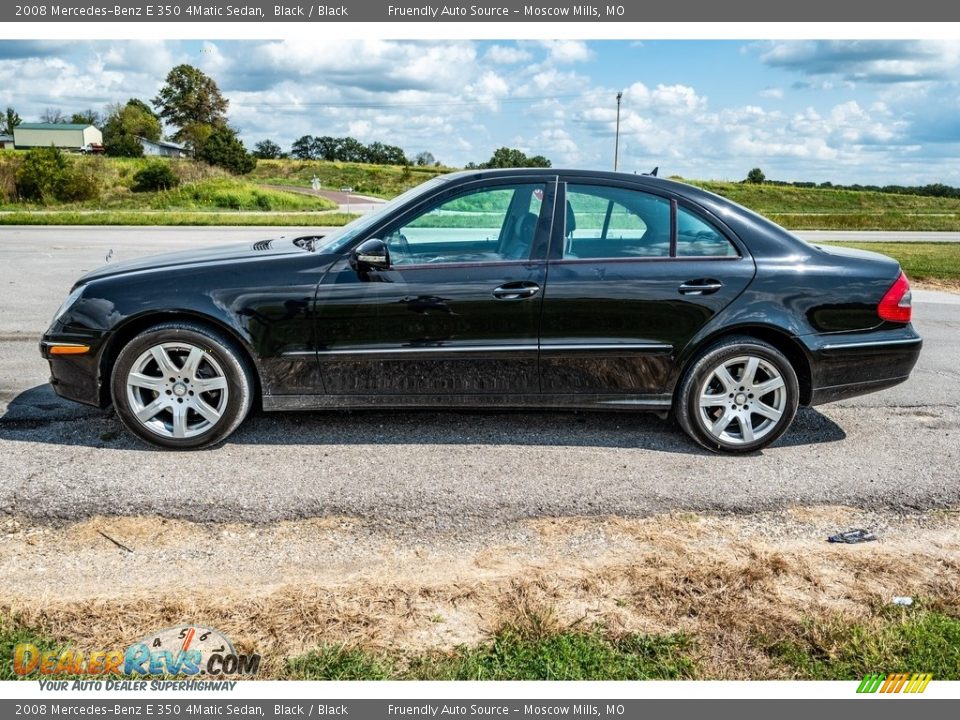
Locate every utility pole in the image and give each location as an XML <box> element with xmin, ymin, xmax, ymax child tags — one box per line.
<box><xmin>614</xmin><ymin>91</ymin><xmax>623</xmax><ymax>172</ymax></box>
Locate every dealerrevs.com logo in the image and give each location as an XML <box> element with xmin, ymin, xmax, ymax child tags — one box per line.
<box><xmin>857</xmin><ymin>673</ymin><xmax>933</xmax><ymax>694</ymax></box>
<box><xmin>14</xmin><ymin>625</ymin><xmax>260</xmax><ymax>680</ymax></box>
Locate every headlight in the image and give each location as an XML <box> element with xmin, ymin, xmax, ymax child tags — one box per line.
<box><xmin>52</xmin><ymin>285</ymin><xmax>85</xmax><ymax>325</ymax></box>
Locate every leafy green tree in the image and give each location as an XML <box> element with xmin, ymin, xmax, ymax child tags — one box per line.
<box><xmin>70</xmin><ymin>109</ymin><xmax>102</xmax><ymax>126</ymax></box>
<box><xmin>415</xmin><ymin>151</ymin><xmax>435</xmax><ymax>167</ymax></box>
<box><xmin>313</xmin><ymin>136</ymin><xmax>340</xmax><ymax>161</ymax></box>
<box><xmin>746</xmin><ymin>167</ymin><xmax>766</xmax><ymax>184</ymax></box>
<box><xmin>2</xmin><ymin>107</ymin><xmax>21</xmax><ymax>135</ymax></box>
<box><xmin>105</xmin><ymin>134</ymin><xmax>145</xmax><ymax>158</ymax></box>
<box><xmin>197</xmin><ymin>126</ymin><xmax>256</xmax><ymax>175</ymax></box>
<box><xmin>153</xmin><ymin>64</ymin><xmax>229</xmax><ymax>145</ymax></box>
<box><xmin>291</xmin><ymin>135</ymin><xmax>317</xmax><ymax>160</ymax></box>
<box><xmin>177</xmin><ymin>122</ymin><xmax>215</xmax><ymax>155</ymax></box>
<box><xmin>479</xmin><ymin>147</ymin><xmax>552</xmax><ymax>169</ymax></box>
<box><xmin>338</xmin><ymin>137</ymin><xmax>367</xmax><ymax>162</ymax></box>
<box><xmin>253</xmin><ymin>139</ymin><xmax>282</xmax><ymax>159</ymax></box>
<box><xmin>103</xmin><ymin>99</ymin><xmax>163</xmax><ymax>157</ymax></box>
<box><xmin>364</xmin><ymin>141</ymin><xmax>408</xmax><ymax>165</ymax></box>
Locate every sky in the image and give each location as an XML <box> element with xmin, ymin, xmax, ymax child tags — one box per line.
<box><xmin>1</xmin><ymin>39</ymin><xmax>959</xmax><ymax>185</ymax></box>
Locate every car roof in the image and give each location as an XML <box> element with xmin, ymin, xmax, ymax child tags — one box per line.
<box><xmin>440</xmin><ymin>167</ymin><xmax>809</xmax><ymax>258</ymax></box>
<box><xmin>444</xmin><ymin>167</ymin><xmax>727</xmax><ymax>208</ymax></box>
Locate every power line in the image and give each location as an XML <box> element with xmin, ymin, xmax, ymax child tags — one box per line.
<box><xmin>234</xmin><ymin>91</ymin><xmax>611</xmax><ymax>111</ymax></box>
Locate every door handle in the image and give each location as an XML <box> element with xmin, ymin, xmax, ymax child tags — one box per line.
<box><xmin>492</xmin><ymin>282</ymin><xmax>541</xmax><ymax>300</ymax></box>
<box><xmin>678</xmin><ymin>279</ymin><xmax>723</xmax><ymax>296</ymax></box>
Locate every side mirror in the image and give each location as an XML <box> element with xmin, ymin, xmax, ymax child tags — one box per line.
<box><xmin>350</xmin><ymin>238</ymin><xmax>391</xmax><ymax>271</ymax></box>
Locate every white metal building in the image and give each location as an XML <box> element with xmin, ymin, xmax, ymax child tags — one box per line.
<box><xmin>13</xmin><ymin>123</ymin><xmax>103</xmax><ymax>149</ymax></box>
<box><xmin>138</xmin><ymin>137</ymin><xmax>189</xmax><ymax>158</ymax></box>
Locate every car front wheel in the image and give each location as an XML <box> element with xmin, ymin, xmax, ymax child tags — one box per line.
<box><xmin>676</xmin><ymin>336</ymin><xmax>799</xmax><ymax>453</ymax></box>
<box><xmin>111</xmin><ymin>321</ymin><xmax>254</xmax><ymax>449</ymax></box>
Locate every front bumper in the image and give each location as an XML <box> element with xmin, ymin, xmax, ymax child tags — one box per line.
<box><xmin>802</xmin><ymin>326</ymin><xmax>922</xmax><ymax>406</ymax></box>
<box><xmin>40</xmin><ymin>330</ymin><xmax>112</xmax><ymax>408</ymax></box>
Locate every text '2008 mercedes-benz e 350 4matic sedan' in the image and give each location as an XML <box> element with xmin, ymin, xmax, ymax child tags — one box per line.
<box><xmin>41</xmin><ymin>169</ymin><xmax>921</xmax><ymax>452</ymax></box>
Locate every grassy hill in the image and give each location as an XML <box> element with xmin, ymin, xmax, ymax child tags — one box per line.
<box><xmin>2</xmin><ymin>152</ymin><xmax>960</xmax><ymax>231</ymax></box>
<box><xmin>0</xmin><ymin>152</ymin><xmax>340</xmax><ymax>225</ymax></box>
<box><xmin>248</xmin><ymin>158</ymin><xmax>451</xmax><ymax>199</ymax></box>
<box><xmin>685</xmin><ymin>179</ymin><xmax>960</xmax><ymax>231</ymax></box>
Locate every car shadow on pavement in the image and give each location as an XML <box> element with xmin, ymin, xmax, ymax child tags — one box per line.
<box><xmin>0</xmin><ymin>384</ymin><xmax>846</xmax><ymax>454</ymax></box>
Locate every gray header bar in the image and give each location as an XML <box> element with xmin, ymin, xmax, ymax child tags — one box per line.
<box><xmin>0</xmin><ymin>699</ymin><xmax>958</xmax><ymax>720</ymax></box>
<box><xmin>4</xmin><ymin>0</ymin><xmax>960</xmax><ymax>22</ymax></box>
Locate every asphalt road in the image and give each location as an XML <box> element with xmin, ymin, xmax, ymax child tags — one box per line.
<box><xmin>0</xmin><ymin>227</ymin><xmax>957</xmax><ymax>530</ymax></box>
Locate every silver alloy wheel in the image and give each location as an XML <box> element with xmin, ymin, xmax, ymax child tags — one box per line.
<box><xmin>697</xmin><ymin>354</ymin><xmax>787</xmax><ymax>445</ymax></box>
<box><xmin>125</xmin><ymin>342</ymin><xmax>229</xmax><ymax>439</ymax></box>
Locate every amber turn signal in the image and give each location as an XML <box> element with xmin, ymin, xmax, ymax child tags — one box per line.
<box><xmin>48</xmin><ymin>345</ymin><xmax>90</xmax><ymax>355</ymax></box>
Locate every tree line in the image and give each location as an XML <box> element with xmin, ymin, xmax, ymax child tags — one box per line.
<box><xmin>745</xmin><ymin>167</ymin><xmax>960</xmax><ymax>198</ymax></box>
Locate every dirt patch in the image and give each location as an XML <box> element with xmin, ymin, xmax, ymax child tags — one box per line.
<box><xmin>1</xmin><ymin>507</ymin><xmax>958</xmax><ymax>678</ymax></box>
<box><xmin>915</xmin><ymin>279</ymin><xmax>960</xmax><ymax>293</ymax></box>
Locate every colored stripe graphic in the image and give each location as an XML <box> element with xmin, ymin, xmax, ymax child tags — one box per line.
<box><xmin>858</xmin><ymin>673</ymin><xmax>932</xmax><ymax>694</ymax></box>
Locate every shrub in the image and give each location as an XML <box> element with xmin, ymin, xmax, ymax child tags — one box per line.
<box><xmin>105</xmin><ymin>133</ymin><xmax>144</xmax><ymax>158</ymax></box>
<box><xmin>15</xmin><ymin>146</ymin><xmax>68</xmax><ymax>202</ymax></box>
<box><xmin>0</xmin><ymin>152</ymin><xmax>21</xmax><ymax>203</ymax></box>
<box><xmin>197</xmin><ymin>126</ymin><xmax>256</xmax><ymax>175</ymax></box>
<box><xmin>132</xmin><ymin>162</ymin><xmax>181</xmax><ymax>192</ymax></box>
<box><xmin>58</xmin><ymin>159</ymin><xmax>102</xmax><ymax>202</ymax></box>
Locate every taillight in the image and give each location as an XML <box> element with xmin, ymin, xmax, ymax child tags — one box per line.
<box><xmin>878</xmin><ymin>271</ymin><xmax>912</xmax><ymax>323</ymax></box>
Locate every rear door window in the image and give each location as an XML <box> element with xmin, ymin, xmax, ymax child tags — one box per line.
<box><xmin>563</xmin><ymin>184</ymin><xmax>672</xmax><ymax>259</ymax></box>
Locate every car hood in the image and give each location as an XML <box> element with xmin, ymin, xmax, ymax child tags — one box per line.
<box><xmin>76</xmin><ymin>236</ymin><xmax>315</xmax><ymax>285</ymax></box>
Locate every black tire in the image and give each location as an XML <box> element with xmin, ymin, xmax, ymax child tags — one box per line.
<box><xmin>111</xmin><ymin>321</ymin><xmax>254</xmax><ymax>449</ymax></box>
<box><xmin>675</xmin><ymin>335</ymin><xmax>799</xmax><ymax>453</ymax></box>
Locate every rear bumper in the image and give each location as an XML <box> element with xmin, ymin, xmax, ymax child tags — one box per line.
<box><xmin>802</xmin><ymin>327</ymin><xmax>922</xmax><ymax>406</ymax></box>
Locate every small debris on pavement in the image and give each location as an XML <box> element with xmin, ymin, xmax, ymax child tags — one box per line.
<box><xmin>827</xmin><ymin>528</ymin><xmax>877</xmax><ymax>544</ymax></box>
<box><xmin>97</xmin><ymin>529</ymin><xmax>134</xmax><ymax>554</ymax></box>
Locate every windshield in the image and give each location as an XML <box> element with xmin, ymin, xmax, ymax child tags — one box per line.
<box><xmin>312</xmin><ymin>175</ymin><xmax>452</xmax><ymax>254</ymax></box>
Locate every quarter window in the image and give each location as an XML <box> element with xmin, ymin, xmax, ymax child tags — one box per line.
<box><xmin>676</xmin><ymin>207</ymin><xmax>738</xmax><ymax>257</ymax></box>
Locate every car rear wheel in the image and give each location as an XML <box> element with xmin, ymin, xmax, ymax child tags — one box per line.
<box><xmin>111</xmin><ymin>322</ymin><xmax>254</xmax><ymax>449</ymax></box>
<box><xmin>676</xmin><ymin>336</ymin><xmax>799</xmax><ymax>453</ymax></box>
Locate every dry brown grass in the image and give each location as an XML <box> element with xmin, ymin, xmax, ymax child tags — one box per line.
<box><xmin>2</xmin><ymin>507</ymin><xmax>958</xmax><ymax>678</ymax></box>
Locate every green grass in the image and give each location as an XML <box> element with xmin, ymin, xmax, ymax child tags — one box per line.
<box><xmin>0</xmin><ymin>179</ymin><xmax>336</xmax><ymax>214</ymax></box>
<box><xmin>769</xmin><ymin>609</ymin><xmax>960</xmax><ymax>680</ymax></box>
<box><xmin>0</xmin><ymin>616</ymin><xmax>61</xmax><ymax>681</ymax></box>
<box><xmin>817</xmin><ymin>241</ymin><xmax>960</xmax><ymax>283</ymax></box>
<box><xmin>288</xmin><ymin>630</ymin><xmax>697</xmax><ymax>681</ymax></box>
<box><xmin>0</xmin><ymin>211</ymin><xmax>358</xmax><ymax>226</ymax></box>
<box><xmin>690</xmin><ymin>179</ymin><xmax>960</xmax><ymax>214</ymax></box>
<box><xmin>681</xmin><ymin>180</ymin><xmax>960</xmax><ymax>231</ymax></box>
<box><xmin>5</xmin><ymin>608</ymin><xmax>960</xmax><ymax>680</ymax></box>
<box><xmin>3</xmin><ymin>152</ymin><xmax>960</xmax><ymax>229</ymax></box>
<box><xmin>249</xmin><ymin>159</ymin><xmax>450</xmax><ymax>199</ymax></box>
<box><xmin>146</xmin><ymin>179</ymin><xmax>336</xmax><ymax>212</ymax></box>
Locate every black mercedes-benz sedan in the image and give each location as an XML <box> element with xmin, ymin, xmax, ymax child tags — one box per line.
<box><xmin>41</xmin><ymin>169</ymin><xmax>921</xmax><ymax>452</ymax></box>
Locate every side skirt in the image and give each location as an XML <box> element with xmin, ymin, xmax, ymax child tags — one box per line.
<box><xmin>262</xmin><ymin>393</ymin><xmax>673</xmax><ymax>412</ymax></box>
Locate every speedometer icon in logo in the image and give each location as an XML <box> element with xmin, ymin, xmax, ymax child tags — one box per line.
<box><xmin>127</xmin><ymin>625</ymin><xmax>235</xmax><ymax>676</ymax></box>
<box><xmin>143</xmin><ymin>625</ymin><xmax>235</xmax><ymax>659</ymax></box>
